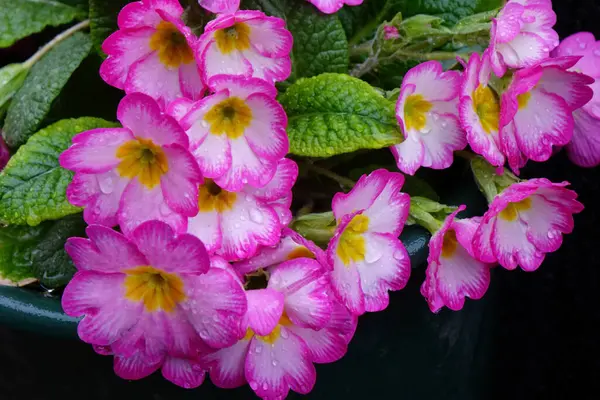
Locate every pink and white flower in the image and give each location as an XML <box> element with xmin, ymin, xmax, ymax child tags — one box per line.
<box><xmin>62</xmin><ymin>221</ymin><xmax>247</xmax><ymax>380</ymax></box>
<box><xmin>99</xmin><ymin>0</ymin><xmax>204</xmax><ymax>107</ymax></box>
<box><xmin>305</xmin><ymin>0</ymin><xmax>363</xmax><ymax>14</ymax></box>
<box><xmin>459</xmin><ymin>51</ymin><xmax>506</xmax><ymax>167</ymax></box>
<box><xmin>178</xmin><ymin>75</ymin><xmax>288</xmax><ymax>191</ymax></box>
<box><xmin>60</xmin><ymin>93</ymin><xmax>202</xmax><ymax>235</ymax></box>
<box><xmin>421</xmin><ymin>206</ymin><xmax>493</xmax><ymax>313</ymax></box>
<box><xmin>473</xmin><ymin>178</ymin><xmax>583</xmax><ymax>271</ymax></box>
<box><xmin>499</xmin><ymin>56</ymin><xmax>594</xmax><ymax>173</ymax></box>
<box><xmin>489</xmin><ymin>0</ymin><xmax>559</xmax><ymax>77</ymax></box>
<box><xmin>327</xmin><ymin>169</ymin><xmax>411</xmax><ymax>316</ymax></box>
<box><xmin>391</xmin><ymin>61</ymin><xmax>467</xmax><ymax>175</ymax></box>
<box><xmin>202</xmin><ymin>258</ymin><xmax>356</xmax><ymax>399</ymax></box>
<box><xmin>199</xmin><ymin>0</ymin><xmax>239</xmax><ymax>14</ymax></box>
<box><xmin>187</xmin><ymin>158</ymin><xmax>297</xmax><ymax>261</ymax></box>
<box><xmin>196</xmin><ymin>10</ymin><xmax>292</xmax><ymax>86</ymax></box>
<box><xmin>553</xmin><ymin>32</ymin><xmax>600</xmax><ymax>167</ymax></box>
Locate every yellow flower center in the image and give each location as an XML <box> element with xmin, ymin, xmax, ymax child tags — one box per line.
<box><xmin>149</xmin><ymin>21</ymin><xmax>194</xmax><ymax>68</ymax></box>
<box><xmin>286</xmin><ymin>246</ymin><xmax>315</xmax><ymax>260</ymax></box>
<box><xmin>214</xmin><ymin>23</ymin><xmax>251</xmax><ymax>54</ymax></box>
<box><xmin>336</xmin><ymin>214</ymin><xmax>369</xmax><ymax>266</ymax></box>
<box><xmin>124</xmin><ymin>266</ymin><xmax>186</xmax><ymax>313</ymax></box>
<box><xmin>198</xmin><ymin>179</ymin><xmax>237</xmax><ymax>212</ymax></box>
<box><xmin>472</xmin><ymin>85</ymin><xmax>500</xmax><ymax>134</ymax></box>
<box><xmin>517</xmin><ymin>92</ymin><xmax>531</xmax><ymax>110</ymax></box>
<box><xmin>499</xmin><ymin>198</ymin><xmax>532</xmax><ymax>221</ymax></box>
<box><xmin>116</xmin><ymin>138</ymin><xmax>169</xmax><ymax>189</ymax></box>
<box><xmin>441</xmin><ymin>229</ymin><xmax>458</xmax><ymax>258</ymax></box>
<box><xmin>404</xmin><ymin>94</ymin><xmax>433</xmax><ymax>132</ymax></box>
<box><xmin>204</xmin><ymin>97</ymin><xmax>253</xmax><ymax>139</ymax></box>
<box><xmin>251</xmin><ymin>312</ymin><xmax>293</xmax><ymax>344</ymax></box>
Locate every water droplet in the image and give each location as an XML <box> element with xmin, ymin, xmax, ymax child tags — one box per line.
<box><xmin>271</xmin><ymin>359</ymin><xmax>279</xmax><ymax>366</ymax></box>
<box><xmin>342</xmin><ymin>283</ymin><xmax>350</xmax><ymax>290</ymax></box>
<box><xmin>594</xmin><ymin>49</ymin><xmax>600</xmax><ymax>57</ymax></box>
<box><xmin>201</xmin><ymin>120</ymin><xmax>209</xmax><ymax>128</ymax></box>
<box><xmin>202</xmin><ymin>316</ymin><xmax>210</xmax><ymax>324</ymax></box>
<box><xmin>262</xmin><ymin>382</ymin><xmax>269</xmax><ymax>391</ymax></box>
<box><xmin>249</xmin><ymin>209</ymin><xmax>264</xmax><ymax>223</ymax></box>
<box><xmin>159</xmin><ymin>202</ymin><xmax>172</xmax><ymax>217</ymax></box>
<box><xmin>579</xmin><ymin>42</ymin><xmax>587</xmax><ymax>49</ymax></box>
<box><xmin>255</xmin><ymin>344</ymin><xmax>263</xmax><ymax>353</ymax></box>
<box><xmin>234</xmin><ymin>223</ymin><xmax>241</xmax><ymax>229</ymax></box>
<box><xmin>393</xmin><ymin>250</ymin><xmax>405</xmax><ymax>261</ymax></box>
<box><xmin>365</xmin><ymin>248</ymin><xmax>382</xmax><ymax>264</ymax></box>
<box><xmin>240</xmin><ymin>214</ymin><xmax>247</xmax><ymax>221</ymax></box>
<box><xmin>249</xmin><ymin>380</ymin><xmax>258</xmax><ymax>390</ymax></box>
<box><xmin>213</xmin><ymin>314</ymin><xmax>220</xmax><ymax>322</ymax></box>
<box><xmin>280</xmin><ymin>329</ymin><xmax>289</xmax><ymax>339</ymax></box>
<box><xmin>98</xmin><ymin>176</ymin><xmax>114</xmax><ymax>194</ymax></box>
<box><xmin>242</xmin><ymin>178</ymin><xmax>248</xmax><ymax>184</ymax></box>
<box><xmin>200</xmin><ymin>329</ymin><xmax>209</xmax><ymax>338</ymax></box>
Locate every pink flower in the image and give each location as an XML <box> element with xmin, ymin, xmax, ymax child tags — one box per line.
<box><xmin>201</xmin><ymin>258</ymin><xmax>356</xmax><ymax>399</ymax></box>
<box><xmin>178</xmin><ymin>75</ymin><xmax>289</xmax><ymax>191</ymax></box>
<box><xmin>99</xmin><ymin>0</ymin><xmax>204</xmax><ymax>107</ymax></box>
<box><xmin>306</xmin><ymin>0</ymin><xmax>363</xmax><ymax>14</ymax></box>
<box><xmin>0</xmin><ymin>136</ymin><xmax>9</xmax><ymax>172</ymax></box>
<box><xmin>196</xmin><ymin>10</ymin><xmax>292</xmax><ymax>86</ymax></box>
<box><xmin>327</xmin><ymin>169</ymin><xmax>411</xmax><ymax>316</ymax></box>
<box><xmin>473</xmin><ymin>178</ymin><xmax>583</xmax><ymax>271</ymax></box>
<box><xmin>421</xmin><ymin>206</ymin><xmax>493</xmax><ymax>313</ymax></box>
<box><xmin>553</xmin><ymin>32</ymin><xmax>600</xmax><ymax>167</ymax></box>
<box><xmin>60</xmin><ymin>93</ymin><xmax>202</xmax><ymax>235</ymax></box>
<box><xmin>489</xmin><ymin>0</ymin><xmax>559</xmax><ymax>77</ymax></box>
<box><xmin>62</xmin><ymin>221</ymin><xmax>248</xmax><ymax>384</ymax></box>
<box><xmin>391</xmin><ymin>61</ymin><xmax>467</xmax><ymax>175</ymax></box>
<box><xmin>460</xmin><ymin>51</ymin><xmax>506</xmax><ymax>167</ymax></box>
<box><xmin>187</xmin><ymin>159</ymin><xmax>297</xmax><ymax>261</ymax></box>
<box><xmin>199</xmin><ymin>0</ymin><xmax>239</xmax><ymax>14</ymax></box>
<box><xmin>499</xmin><ymin>56</ymin><xmax>594</xmax><ymax>173</ymax></box>
<box><xmin>383</xmin><ymin>25</ymin><xmax>400</xmax><ymax>40</ymax></box>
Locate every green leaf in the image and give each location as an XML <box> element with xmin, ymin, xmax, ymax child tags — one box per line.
<box><xmin>242</xmin><ymin>0</ymin><xmax>349</xmax><ymax>82</ymax></box>
<box><xmin>0</xmin><ymin>214</ymin><xmax>86</xmax><ymax>288</ymax></box>
<box><xmin>279</xmin><ymin>73</ymin><xmax>402</xmax><ymax>157</ymax></box>
<box><xmin>90</xmin><ymin>0</ymin><xmax>132</xmax><ymax>56</ymax></box>
<box><xmin>2</xmin><ymin>32</ymin><xmax>92</xmax><ymax>149</ymax></box>
<box><xmin>340</xmin><ymin>0</ymin><xmax>502</xmax><ymax>45</ymax></box>
<box><xmin>291</xmin><ymin>211</ymin><xmax>336</xmax><ymax>247</ymax></box>
<box><xmin>0</xmin><ymin>63</ymin><xmax>29</xmax><ymax>120</ymax></box>
<box><xmin>0</xmin><ymin>0</ymin><xmax>85</xmax><ymax>49</ymax></box>
<box><xmin>0</xmin><ymin>118</ymin><xmax>117</xmax><ymax>226</ymax></box>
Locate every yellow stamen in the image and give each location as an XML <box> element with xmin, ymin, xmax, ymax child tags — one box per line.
<box><xmin>214</xmin><ymin>23</ymin><xmax>251</xmax><ymax>54</ymax></box>
<box><xmin>499</xmin><ymin>198</ymin><xmax>532</xmax><ymax>221</ymax></box>
<box><xmin>124</xmin><ymin>266</ymin><xmax>186</xmax><ymax>313</ymax></box>
<box><xmin>404</xmin><ymin>94</ymin><xmax>433</xmax><ymax>131</ymax></box>
<box><xmin>198</xmin><ymin>179</ymin><xmax>237</xmax><ymax>212</ymax></box>
<box><xmin>517</xmin><ymin>92</ymin><xmax>532</xmax><ymax>110</ymax></box>
<box><xmin>441</xmin><ymin>229</ymin><xmax>458</xmax><ymax>258</ymax></box>
<box><xmin>286</xmin><ymin>246</ymin><xmax>315</xmax><ymax>260</ymax></box>
<box><xmin>149</xmin><ymin>21</ymin><xmax>194</xmax><ymax>68</ymax></box>
<box><xmin>336</xmin><ymin>215</ymin><xmax>369</xmax><ymax>266</ymax></box>
<box><xmin>116</xmin><ymin>138</ymin><xmax>168</xmax><ymax>189</ymax></box>
<box><xmin>254</xmin><ymin>312</ymin><xmax>293</xmax><ymax>344</ymax></box>
<box><xmin>472</xmin><ymin>85</ymin><xmax>500</xmax><ymax>134</ymax></box>
<box><xmin>204</xmin><ymin>97</ymin><xmax>253</xmax><ymax>139</ymax></box>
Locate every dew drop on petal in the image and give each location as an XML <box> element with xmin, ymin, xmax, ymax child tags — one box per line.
<box><xmin>393</xmin><ymin>250</ymin><xmax>405</xmax><ymax>261</ymax></box>
<box><xmin>249</xmin><ymin>209</ymin><xmax>264</xmax><ymax>223</ymax></box>
<box><xmin>280</xmin><ymin>328</ymin><xmax>289</xmax><ymax>339</ymax></box>
<box><xmin>365</xmin><ymin>248</ymin><xmax>382</xmax><ymax>264</ymax></box>
<box><xmin>594</xmin><ymin>49</ymin><xmax>600</xmax><ymax>57</ymax></box>
<box><xmin>579</xmin><ymin>42</ymin><xmax>587</xmax><ymax>49</ymax></box>
<box><xmin>200</xmin><ymin>329</ymin><xmax>209</xmax><ymax>338</ymax></box>
<box><xmin>262</xmin><ymin>382</ymin><xmax>269</xmax><ymax>391</ymax></box>
<box><xmin>234</xmin><ymin>222</ymin><xmax>241</xmax><ymax>229</ymax></box>
<box><xmin>98</xmin><ymin>176</ymin><xmax>114</xmax><ymax>194</ymax></box>
<box><xmin>255</xmin><ymin>344</ymin><xmax>263</xmax><ymax>353</ymax></box>
<box><xmin>249</xmin><ymin>381</ymin><xmax>258</xmax><ymax>390</ymax></box>
<box><xmin>272</xmin><ymin>359</ymin><xmax>279</xmax><ymax>366</ymax></box>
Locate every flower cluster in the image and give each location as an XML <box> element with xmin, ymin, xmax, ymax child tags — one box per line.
<box><xmin>56</xmin><ymin>0</ymin><xmax>589</xmax><ymax>396</ymax></box>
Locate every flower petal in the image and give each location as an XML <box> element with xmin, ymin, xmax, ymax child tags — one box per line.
<box><xmin>243</xmin><ymin>93</ymin><xmax>289</xmax><ymax>160</ymax></box>
<box><xmin>162</xmin><ymin>357</ymin><xmax>206</xmax><ymax>389</ymax></box>
<box><xmin>246</xmin><ymin>288</ymin><xmax>285</xmax><ymax>336</ymax></box>
<box><xmin>160</xmin><ymin>145</ymin><xmax>202</xmax><ymax>216</ymax></box>
<box><xmin>567</xmin><ymin>109</ymin><xmax>600</xmax><ymax>167</ymax></box>
<box><xmin>100</xmin><ymin>28</ymin><xmax>154</xmax><ymax>89</ymax></box>
<box><xmin>114</xmin><ymin>351</ymin><xmax>163</xmax><ymax>380</ymax></box>
<box><xmin>187</xmin><ymin>209</ymin><xmax>222</xmax><ymax>254</ymax></box>
<box><xmin>201</xmin><ymin>338</ymin><xmax>251</xmax><ymax>389</ymax></box>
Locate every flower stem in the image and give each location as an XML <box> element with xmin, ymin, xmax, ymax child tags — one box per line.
<box><xmin>302</xmin><ymin>162</ymin><xmax>356</xmax><ymax>188</ymax></box>
<box><xmin>23</xmin><ymin>20</ymin><xmax>91</xmax><ymax>69</ymax></box>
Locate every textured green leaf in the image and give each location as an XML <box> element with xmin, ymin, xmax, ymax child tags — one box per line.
<box><xmin>2</xmin><ymin>32</ymin><xmax>92</xmax><ymax>149</ymax></box>
<box><xmin>242</xmin><ymin>0</ymin><xmax>348</xmax><ymax>82</ymax></box>
<box><xmin>340</xmin><ymin>0</ymin><xmax>503</xmax><ymax>44</ymax></box>
<box><xmin>0</xmin><ymin>0</ymin><xmax>85</xmax><ymax>48</ymax></box>
<box><xmin>0</xmin><ymin>118</ymin><xmax>117</xmax><ymax>226</ymax></box>
<box><xmin>90</xmin><ymin>0</ymin><xmax>131</xmax><ymax>56</ymax></box>
<box><xmin>0</xmin><ymin>63</ymin><xmax>29</xmax><ymax>120</ymax></box>
<box><xmin>0</xmin><ymin>214</ymin><xmax>85</xmax><ymax>287</ymax></box>
<box><xmin>279</xmin><ymin>73</ymin><xmax>402</xmax><ymax>157</ymax></box>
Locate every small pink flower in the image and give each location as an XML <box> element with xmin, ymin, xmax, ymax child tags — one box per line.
<box><xmin>421</xmin><ymin>206</ymin><xmax>493</xmax><ymax>313</ymax></box>
<box><xmin>383</xmin><ymin>25</ymin><xmax>400</xmax><ymax>40</ymax></box>
<box><xmin>62</xmin><ymin>221</ymin><xmax>248</xmax><ymax>382</ymax></box>
<box><xmin>327</xmin><ymin>169</ymin><xmax>411</xmax><ymax>316</ymax></box>
<box><xmin>199</xmin><ymin>0</ymin><xmax>239</xmax><ymax>14</ymax></box>
<box><xmin>473</xmin><ymin>178</ymin><xmax>583</xmax><ymax>271</ymax></box>
<box><xmin>459</xmin><ymin>51</ymin><xmax>506</xmax><ymax>167</ymax></box>
<box><xmin>0</xmin><ymin>136</ymin><xmax>9</xmax><ymax>172</ymax></box>
<box><xmin>179</xmin><ymin>75</ymin><xmax>289</xmax><ymax>191</ymax></box>
<box><xmin>489</xmin><ymin>0</ymin><xmax>559</xmax><ymax>76</ymax></box>
<box><xmin>196</xmin><ymin>10</ymin><xmax>292</xmax><ymax>86</ymax></box>
<box><xmin>306</xmin><ymin>0</ymin><xmax>363</xmax><ymax>14</ymax></box>
<box><xmin>60</xmin><ymin>93</ymin><xmax>202</xmax><ymax>235</ymax></box>
<box><xmin>499</xmin><ymin>56</ymin><xmax>594</xmax><ymax>173</ymax></box>
<box><xmin>553</xmin><ymin>32</ymin><xmax>600</xmax><ymax>167</ymax></box>
<box><xmin>100</xmin><ymin>0</ymin><xmax>204</xmax><ymax>107</ymax></box>
<box><xmin>187</xmin><ymin>159</ymin><xmax>297</xmax><ymax>261</ymax></box>
<box><xmin>202</xmin><ymin>258</ymin><xmax>356</xmax><ymax>399</ymax></box>
<box><xmin>391</xmin><ymin>61</ymin><xmax>467</xmax><ymax>175</ymax></box>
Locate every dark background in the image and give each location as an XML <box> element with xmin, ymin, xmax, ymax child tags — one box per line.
<box><xmin>1</xmin><ymin>0</ymin><xmax>599</xmax><ymax>398</ymax></box>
